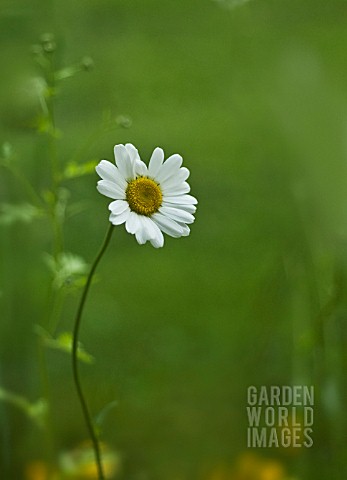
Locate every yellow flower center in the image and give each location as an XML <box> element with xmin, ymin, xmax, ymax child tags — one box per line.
<box><xmin>126</xmin><ymin>177</ymin><xmax>162</xmax><ymax>216</ymax></box>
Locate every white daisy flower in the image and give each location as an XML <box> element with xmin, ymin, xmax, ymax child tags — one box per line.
<box><xmin>95</xmin><ymin>143</ymin><xmax>197</xmax><ymax>248</ymax></box>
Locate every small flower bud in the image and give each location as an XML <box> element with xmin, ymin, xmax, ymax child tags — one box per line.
<box><xmin>40</xmin><ymin>33</ymin><xmax>56</xmax><ymax>53</ymax></box>
<box><xmin>81</xmin><ymin>56</ymin><xmax>94</xmax><ymax>72</ymax></box>
<box><xmin>116</xmin><ymin>115</ymin><xmax>132</xmax><ymax>129</ymax></box>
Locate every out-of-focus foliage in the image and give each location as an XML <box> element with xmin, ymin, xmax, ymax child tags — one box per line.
<box><xmin>35</xmin><ymin>327</ymin><xmax>94</xmax><ymax>364</ymax></box>
<box><xmin>43</xmin><ymin>252</ymin><xmax>88</xmax><ymax>290</ymax></box>
<box><xmin>0</xmin><ymin>202</ymin><xmax>43</xmax><ymax>225</ymax></box>
<box><xmin>0</xmin><ymin>387</ymin><xmax>48</xmax><ymax>429</ymax></box>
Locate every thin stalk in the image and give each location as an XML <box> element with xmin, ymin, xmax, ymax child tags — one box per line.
<box><xmin>72</xmin><ymin>223</ymin><xmax>114</xmax><ymax>480</ymax></box>
<box><xmin>46</xmin><ymin>53</ymin><xmax>59</xmax><ymax>196</ymax></box>
<box><xmin>36</xmin><ymin>338</ymin><xmax>55</xmax><ymax>472</ymax></box>
<box><xmin>35</xmin><ymin>46</ymin><xmax>61</xmax><ymax>468</ymax></box>
<box><xmin>43</xmin><ymin>48</ymin><xmax>64</xmax><ymax>259</ymax></box>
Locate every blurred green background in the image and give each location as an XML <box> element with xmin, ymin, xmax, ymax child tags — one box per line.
<box><xmin>1</xmin><ymin>0</ymin><xmax>347</xmax><ymax>479</ymax></box>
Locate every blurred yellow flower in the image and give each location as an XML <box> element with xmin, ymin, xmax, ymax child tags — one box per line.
<box><xmin>25</xmin><ymin>461</ymin><xmax>58</xmax><ymax>480</ymax></box>
<box><xmin>235</xmin><ymin>453</ymin><xmax>287</xmax><ymax>480</ymax></box>
<box><xmin>25</xmin><ymin>443</ymin><xmax>120</xmax><ymax>480</ymax></box>
<box><xmin>205</xmin><ymin>452</ymin><xmax>290</xmax><ymax>480</ymax></box>
<box><xmin>59</xmin><ymin>441</ymin><xmax>121</xmax><ymax>479</ymax></box>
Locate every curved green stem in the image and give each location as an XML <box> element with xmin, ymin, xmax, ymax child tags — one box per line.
<box><xmin>72</xmin><ymin>223</ymin><xmax>114</xmax><ymax>480</ymax></box>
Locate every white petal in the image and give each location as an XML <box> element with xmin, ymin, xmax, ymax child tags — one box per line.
<box><xmin>108</xmin><ymin>200</ymin><xmax>129</xmax><ymax>214</ymax></box>
<box><xmin>97</xmin><ymin>180</ymin><xmax>125</xmax><ymax>200</ymax></box>
<box><xmin>162</xmin><ymin>182</ymin><xmax>190</xmax><ymax>196</ymax></box>
<box><xmin>156</xmin><ymin>154</ymin><xmax>183</xmax><ymax>183</ymax></box>
<box><xmin>162</xmin><ymin>194</ymin><xmax>198</xmax><ymax>205</ymax></box>
<box><xmin>135</xmin><ymin>159</ymin><xmax>148</xmax><ymax>176</ymax></box>
<box><xmin>125</xmin><ymin>211</ymin><xmax>142</xmax><ymax>234</ymax></box>
<box><xmin>135</xmin><ymin>219</ymin><xmax>147</xmax><ymax>245</ymax></box>
<box><xmin>159</xmin><ymin>206</ymin><xmax>195</xmax><ymax>224</ymax></box>
<box><xmin>112</xmin><ymin>172</ymin><xmax>128</xmax><ymax>190</ymax></box>
<box><xmin>95</xmin><ymin>159</ymin><xmax>127</xmax><ymax>190</ymax></box>
<box><xmin>160</xmin><ymin>167</ymin><xmax>190</xmax><ymax>189</ymax></box>
<box><xmin>140</xmin><ymin>217</ymin><xmax>164</xmax><ymax>247</ymax></box>
<box><xmin>176</xmin><ymin>222</ymin><xmax>190</xmax><ymax>237</ymax></box>
<box><xmin>114</xmin><ymin>144</ymin><xmax>135</xmax><ymax>179</ymax></box>
<box><xmin>178</xmin><ymin>166</ymin><xmax>190</xmax><ymax>180</ymax></box>
<box><xmin>148</xmin><ymin>147</ymin><xmax>164</xmax><ymax>177</ymax></box>
<box><xmin>135</xmin><ymin>232</ymin><xmax>146</xmax><ymax>245</ymax></box>
<box><xmin>151</xmin><ymin>212</ymin><xmax>184</xmax><ymax>238</ymax></box>
<box><xmin>109</xmin><ymin>208</ymin><xmax>130</xmax><ymax>225</ymax></box>
<box><xmin>150</xmin><ymin>228</ymin><xmax>164</xmax><ymax>248</ymax></box>
<box><xmin>162</xmin><ymin>201</ymin><xmax>196</xmax><ymax>214</ymax></box>
<box><xmin>142</xmin><ymin>216</ymin><xmax>160</xmax><ymax>240</ymax></box>
<box><xmin>95</xmin><ymin>160</ymin><xmax>119</xmax><ymax>183</ymax></box>
<box><xmin>133</xmin><ymin>216</ymin><xmax>159</xmax><ymax>244</ymax></box>
<box><xmin>125</xmin><ymin>143</ymin><xmax>140</xmax><ymax>162</ymax></box>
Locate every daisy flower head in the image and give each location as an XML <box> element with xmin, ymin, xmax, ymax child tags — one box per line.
<box><xmin>96</xmin><ymin>144</ymin><xmax>197</xmax><ymax>248</ymax></box>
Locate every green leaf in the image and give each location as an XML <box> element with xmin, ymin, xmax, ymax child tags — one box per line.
<box><xmin>0</xmin><ymin>203</ymin><xmax>44</xmax><ymax>226</ymax></box>
<box><xmin>44</xmin><ymin>251</ymin><xmax>89</xmax><ymax>290</ymax></box>
<box><xmin>35</xmin><ymin>326</ymin><xmax>95</xmax><ymax>364</ymax></box>
<box><xmin>95</xmin><ymin>400</ymin><xmax>118</xmax><ymax>430</ymax></box>
<box><xmin>0</xmin><ymin>386</ymin><xmax>48</xmax><ymax>428</ymax></box>
<box><xmin>63</xmin><ymin>160</ymin><xmax>97</xmax><ymax>179</ymax></box>
<box><xmin>54</xmin><ymin>65</ymin><xmax>81</xmax><ymax>82</ymax></box>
